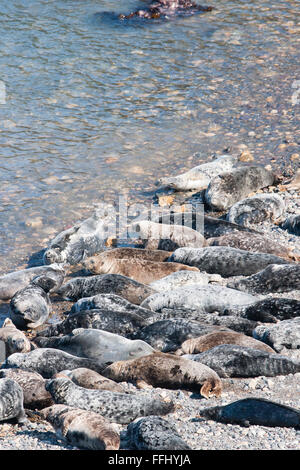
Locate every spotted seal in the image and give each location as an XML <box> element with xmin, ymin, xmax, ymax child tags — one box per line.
<box><xmin>103</xmin><ymin>352</ymin><xmax>222</xmax><ymax>398</ymax></box>
<box><xmin>57</xmin><ymin>274</ymin><xmax>156</xmax><ymax>304</ymax></box>
<box><xmin>205</xmin><ymin>166</ymin><xmax>275</xmax><ymax>211</ymax></box>
<box><xmin>240</xmin><ymin>298</ymin><xmax>300</xmax><ymax>322</ymax></box>
<box><xmin>183</xmin><ymin>344</ymin><xmax>300</xmax><ymax>377</ymax></box>
<box><xmin>0</xmin><ymin>368</ymin><xmax>53</xmax><ymax>409</ymax></box>
<box><xmin>0</xmin><ymin>318</ymin><xmax>32</xmax><ymax>357</ymax></box>
<box><xmin>253</xmin><ymin>318</ymin><xmax>300</xmax><ymax>353</ymax></box>
<box><xmin>0</xmin><ymin>378</ymin><xmax>27</xmax><ymax>424</ymax></box>
<box><xmin>45</xmin><ymin>377</ymin><xmax>175</xmax><ymax>424</ymax></box>
<box><xmin>281</xmin><ymin>214</ymin><xmax>300</xmax><ymax>236</ymax></box>
<box><xmin>120</xmin><ymin>0</ymin><xmax>213</xmax><ymax>20</ymax></box>
<box><xmin>53</xmin><ymin>368</ymin><xmax>124</xmax><ymax>393</ymax></box>
<box><xmin>200</xmin><ymin>398</ymin><xmax>300</xmax><ymax>428</ymax></box>
<box><xmin>227</xmin><ymin>193</ymin><xmax>285</xmax><ymax>227</ymax></box>
<box><xmin>0</xmin><ymin>264</ymin><xmax>65</xmax><ymax>301</ymax></box>
<box><xmin>126</xmin><ymin>416</ymin><xmax>191</xmax><ymax>450</ymax></box>
<box><xmin>34</xmin><ymin>328</ymin><xmax>154</xmax><ymax>362</ymax></box>
<box><xmin>228</xmin><ymin>263</ymin><xmax>300</xmax><ymax>294</ymax></box>
<box><xmin>149</xmin><ymin>270</ymin><xmax>222</xmax><ymax>292</ymax></box>
<box><xmin>157</xmin><ymin>154</ymin><xmax>236</xmax><ymax>191</ymax></box>
<box><xmin>169</xmin><ymin>246</ymin><xmax>289</xmax><ymax>277</ymax></box>
<box><xmin>42</xmin><ymin>405</ymin><xmax>120</xmax><ymax>450</ymax></box>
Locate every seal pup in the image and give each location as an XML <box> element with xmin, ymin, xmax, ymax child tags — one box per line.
<box><xmin>228</xmin><ymin>263</ymin><xmax>300</xmax><ymax>294</ymax></box>
<box><xmin>281</xmin><ymin>214</ymin><xmax>300</xmax><ymax>237</ymax></box>
<box><xmin>183</xmin><ymin>344</ymin><xmax>300</xmax><ymax>377</ymax></box>
<box><xmin>57</xmin><ymin>274</ymin><xmax>156</xmax><ymax>304</ymax></box>
<box><xmin>43</xmin><ymin>206</ymin><xmax>116</xmax><ymax>265</ymax></box>
<box><xmin>207</xmin><ymin>231</ymin><xmax>297</xmax><ymax>261</ymax></box>
<box><xmin>205</xmin><ymin>166</ymin><xmax>275</xmax><ymax>211</ymax></box>
<box><xmin>103</xmin><ymin>352</ymin><xmax>222</xmax><ymax>398</ymax></box>
<box><xmin>141</xmin><ymin>285</ymin><xmax>257</xmax><ymax>314</ymax></box>
<box><xmin>53</xmin><ymin>368</ymin><xmax>124</xmax><ymax>393</ymax></box>
<box><xmin>42</xmin><ymin>405</ymin><xmax>120</xmax><ymax>450</ymax></box>
<box><xmin>45</xmin><ymin>377</ymin><xmax>175</xmax><ymax>424</ymax></box>
<box><xmin>0</xmin><ymin>378</ymin><xmax>27</xmax><ymax>424</ymax></box>
<box><xmin>37</xmin><ymin>308</ymin><xmax>149</xmax><ymax>339</ymax></box>
<box><xmin>0</xmin><ymin>368</ymin><xmax>53</xmax><ymax>409</ymax></box>
<box><xmin>84</xmin><ymin>248</ymin><xmax>172</xmax><ymax>271</ymax></box>
<box><xmin>83</xmin><ymin>257</ymin><xmax>199</xmax><ymax>284</ymax></box>
<box><xmin>126</xmin><ymin>416</ymin><xmax>191</xmax><ymax>450</ymax></box>
<box><xmin>253</xmin><ymin>318</ymin><xmax>300</xmax><ymax>353</ymax></box>
<box><xmin>0</xmin><ymin>264</ymin><xmax>65</xmax><ymax>301</ymax></box>
<box><xmin>227</xmin><ymin>193</ymin><xmax>285</xmax><ymax>227</ymax></box>
<box><xmin>132</xmin><ymin>220</ymin><xmax>206</xmax><ymax>249</ymax></box>
<box><xmin>135</xmin><ymin>318</ymin><xmax>231</xmax><ymax>352</ymax></box>
<box><xmin>169</xmin><ymin>246</ymin><xmax>289</xmax><ymax>277</ymax></box>
<box><xmin>149</xmin><ymin>270</ymin><xmax>222</xmax><ymax>292</ymax></box>
<box><xmin>200</xmin><ymin>398</ymin><xmax>300</xmax><ymax>428</ymax></box>
<box><xmin>157</xmin><ymin>155</ymin><xmax>236</xmax><ymax>191</ymax></box>
<box><xmin>34</xmin><ymin>328</ymin><xmax>154</xmax><ymax>363</ymax></box>
<box><xmin>0</xmin><ymin>318</ymin><xmax>32</xmax><ymax>357</ymax></box>
<box><xmin>175</xmin><ymin>331</ymin><xmax>275</xmax><ymax>355</ymax></box>
<box><xmin>2</xmin><ymin>348</ymin><xmax>111</xmax><ymax>378</ymax></box>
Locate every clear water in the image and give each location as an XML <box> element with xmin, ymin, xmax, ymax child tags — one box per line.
<box><xmin>0</xmin><ymin>0</ymin><xmax>299</xmax><ymax>272</ymax></box>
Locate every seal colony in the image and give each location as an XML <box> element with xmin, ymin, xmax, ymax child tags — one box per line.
<box><xmin>0</xmin><ymin>154</ymin><xmax>299</xmax><ymax>450</ymax></box>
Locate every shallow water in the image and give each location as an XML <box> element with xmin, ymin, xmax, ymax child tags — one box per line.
<box><xmin>0</xmin><ymin>0</ymin><xmax>299</xmax><ymax>273</ymax></box>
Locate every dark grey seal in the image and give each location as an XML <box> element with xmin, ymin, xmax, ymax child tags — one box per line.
<box><xmin>227</xmin><ymin>193</ymin><xmax>285</xmax><ymax>227</ymax></box>
<box><xmin>200</xmin><ymin>398</ymin><xmax>300</xmax><ymax>428</ymax></box>
<box><xmin>0</xmin><ymin>378</ymin><xmax>27</xmax><ymax>424</ymax></box>
<box><xmin>240</xmin><ymin>298</ymin><xmax>300</xmax><ymax>323</ymax></box>
<box><xmin>253</xmin><ymin>318</ymin><xmax>300</xmax><ymax>353</ymax></box>
<box><xmin>169</xmin><ymin>246</ymin><xmax>289</xmax><ymax>277</ymax></box>
<box><xmin>45</xmin><ymin>377</ymin><xmax>175</xmax><ymax>424</ymax></box>
<box><xmin>281</xmin><ymin>214</ymin><xmax>300</xmax><ymax>236</ymax></box>
<box><xmin>228</xmin><ymin>263</ymin><xmax>300</xmax><ymax>294</ymax></box>
<box><xmin>183</xmin><ymin>344</ymin><xmax>300</xmax><ymax>377</ymax></box>
<box><xmin>57</xmin><ymin>274</ymin><xmax>155</xmax><ymax>304</ymax></box>
<box><xmin>205</xmin><ymin>166</ymin><xmax>275</xmax><ymax>211</ymax></box>
<box><xmin>126</xmin><ymin>416</ymin><xmax>191</xmax><ymax>450</ymax></box>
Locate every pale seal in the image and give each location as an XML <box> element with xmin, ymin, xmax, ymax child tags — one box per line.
<box><xmin>149</xmin><ymin>270</ymin><xmax>222</xmax><ymax>291</ymax></box>
<box><xmin>253</xmin><ymin>318</ymin><xmax>300</xmax><ymax>353</ymax></box>
<box><xmin>0</xmin><ymin>318</ymin><xmax>32</xmax><ymax>357</ymax></box>
<box><xmin>126</xmin><ymin>416</ymin><xmax>191</xmax><ymax>450</ymax></box>
<box><xmin>227</xmin><ymin>193</ymin><xmax>285</xmax><ymax>227</ymax></box>
<box><xmin>183</xmin><ymin>344</ymin><xmax>300</xmax><ymax>377</ymax></box>
<box><xmin>34</xmin><ymin>328</ymin><xmax>154</xmax><ymax>362</ymax></box>
<box><xmin>281</xmin><ymin>214</ymin><xmax>300</xmax><ymax>236</ymax></box>
<box><xmin>57</xmin><ymin>274</ymin><xmax>156</xmax><ymax>304</ymax></box>
<box><xmin>205</xmin><ymin>166</ymin><xmax>275</xmax><ymax>211</ymax></box>
<box><xmin>228</xmin><ymin>263</ymin><xmax>300</xmax><ymax>294</ymax></box>
<box><xmin>175</xmin><ymin>331</ymin><xmax>275</xmax><ymax>355</ymax></box>
<box><xmin>103</xmin><ymin>352</ymin><xmax>222</xmax><ymax>398</ymax></box>
<box><xmin>45</xmin><ymin>377</ymin><xmax>175</xmax><ymax>424</ymax></box>
<box><xmin>169</xmin><ymin>246</ymin><xmax>289</xmax><ymax>277</ymax></box>
<box><xmin>0</xmin><ymin>368</ymin><xmax>53</xmax><ymax>409</ymax></box>
<box><xmin>0</xmin><ymin>378</ymin><xmax>27</xmax><ymax>424</ymax></box>
<box><xmin>53</xmin><ymin>368</ymin><xmax>124</xmax><ymax>393</ymax></box>
<box><xmin>200</xmin><ymin>398</ymin><xmax>300</xmax><ymax>428</ymax></box>
<box><xmin>157</xmin><ymin>154</ymin><xmax>237</xmax><ymax>191</ymax></box>
<box><xmin>0</xmin><ymin>264</ymin><xmax>65</xmax><ymax>301</ymax></box>
<box><xmin>42</xmin><ymin>405</ymin><xmax>120</xmax><ymax>450</ymax></box>
<box><xmin>2</xmin><ymin>348</ymin><xmax>111</xmax><ymax>378</ymax></box>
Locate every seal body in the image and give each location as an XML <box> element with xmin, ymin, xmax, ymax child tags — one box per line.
<box><xmin>200</xmin><ymin>398</ymin><xmax>300</xmax><ymax>428</ymax></box>
<box><xmin>53</xmin><ymin>368</ymin><xmax>124</xmax><ymax>393</ymax></box>
<box><xmin>253</xmin><ymin>318</ymin><xmax>300</xmax><ymax>352</ymax></box>
<box><xmin>126</xmin><ymin>416</ymin><xmax>191</xmax><ymax>450</ymax></box>
<box><xmin>227</xmin><ymin>193</ymin><xmax>285</xmax><ymax>227</ymax></box>
<box><xmin>120</xmin><ymin>1</ymin><xmax>213</xmax><ymax>21</ymax></box>
<box><xmin>0</xmin><ymin>378</ymin><xmax>27</xmax><ymax>423</ymax></box>
<box><xmin>45</xmin><ymin>377</ymin><xmax>175</xmax><ymax>424</ymax></box>
<box><xmin>241</xmin><ymin>298</ymin><xmax>300</xmax><ymax>322</ymax></box>
<box><xmin>281</xmin><ymin>214</ymin><xmax>300</xmax><ymax>236</ymax></box>
<box><xmin>205</xmin><ymin>166</ymin><xmax>275</xmax><ymax>211</ymax></box>
<box><xmin>34</xmin><ymin>328</ymin><xmax>154</xmax><ymax>363</ymax></box>
<box><xmin>169</xmin><ymin>246</ymin><xmax>289</xmax><ymax>277</ymax></box>
<box><xmin>84</xmin><ymin>248</ymin><xmax>172</xmax><ymax>271</ymax></box>
<box><xmin>42</xmin><ymin>405</ymin><xmax>120</xmax><ymax>450</ymax></box>
<box><xmin>57</xmin><ymin>274</ymin><xmax>156</xmax><ymax>304</ymax></box>
<box><xmin>0</xmin><ymin>318</ymin><xmax>32</xmax><ymax>357</ymax></box>
<box><xmin>149</xmin><ymin>270</ymin><xmax>221</xmax><ymax>291</ymax></box>
<box><xmin>103</xmin><ymin>352</ymin><xmax>222</xmax><ymax>398</ymax></box>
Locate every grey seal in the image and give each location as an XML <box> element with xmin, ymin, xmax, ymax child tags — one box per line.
<box><xmin>281</xmin><ymin>214</ymin><xmax>300</xmax><ymax>236</ymax></box>
<box><xmin>34</xmin><ymin>328</ymin><xmax>154</xmax><ymax>362</ymax></box>
<box><xmin>0</xmin><ymin>264</ymin><xmax>65</xmax><ymax>301</ymax></box>
<box><xmin>0</xmin><ymin>318</ymin><xmax>32</xmax><ymax>357</ymax></box>
<box><xmin>157</xmin><ymin>155</ymin><xmax>236</xmax><ymax>191</ymax></box>
<box><xmin>42</xmin><ymin>405</ymin><xmax>120</xmax><ymax>450</ymax></box>
<box><xmin>200</xmin><ymin>398</ymin><xmax>300</xmax><ymax>428</ymax></box>
<box><xmin>183</xmin><ymin>344</ymin><xmax>300</xmax><ymax>377</ymax></box>
<box><xmin>253</xmin><ymin>318</ymin><xmax>300</xmax><ymax>352</ymax></box>
<box><xmin>103</xmin><ymin>352</ymin><xmax>222</xmax><ymax>398</ymax></box>
<box><xmin>57</xmin><ymin>274</ymin><xmax>156</xmax><ymax>304</ymax></box>
<box><xmin>45</xmin><ymin>377</ymin><xmax>175</xmax><ymax>424</ymax></box>
<box><xmin>169</xmin><ymin>246</ymin><xmax>289</xmax><ymax>277</ymax></box>
<box><xmin>149</xmin><ymin>270</ymin><xmax>222</xmax><ymax>292</ymax></box>
<box><xmin>228</xmin><ymin>263</ymin><xmax>300</xmax><ymax>294</ymax></box>
<box><xmin>84</xmin><ymin>247</ymin><xmax>172</xmax><ymax>270</ymax></box>
<box><xmin>240</xmin><ymin>298</ymin><xmax>300</xmax><ymax>322</ymax></box>
<box><xmin>53</xmin><ymin>368</ymin><xmax>124</xmax><ymax>393</ymax></box>
<box><xmin>126</xmin><ymin>416</ymin><xmax>191</xmax><ymax>450</ymax></box>
<box><xmin>0</xmin><ymin>378</ymin><xmax>27</xmax><ymax>424</ymax></box>
<box><xmin>227</xmin><ymin>193</ymin><xmax>285</xmax><ymax>227</ymax></box>
<box><xmin>205</xmin><ymin>166</ymin><xmax>275</xmax><ymax>211</ymax></box>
